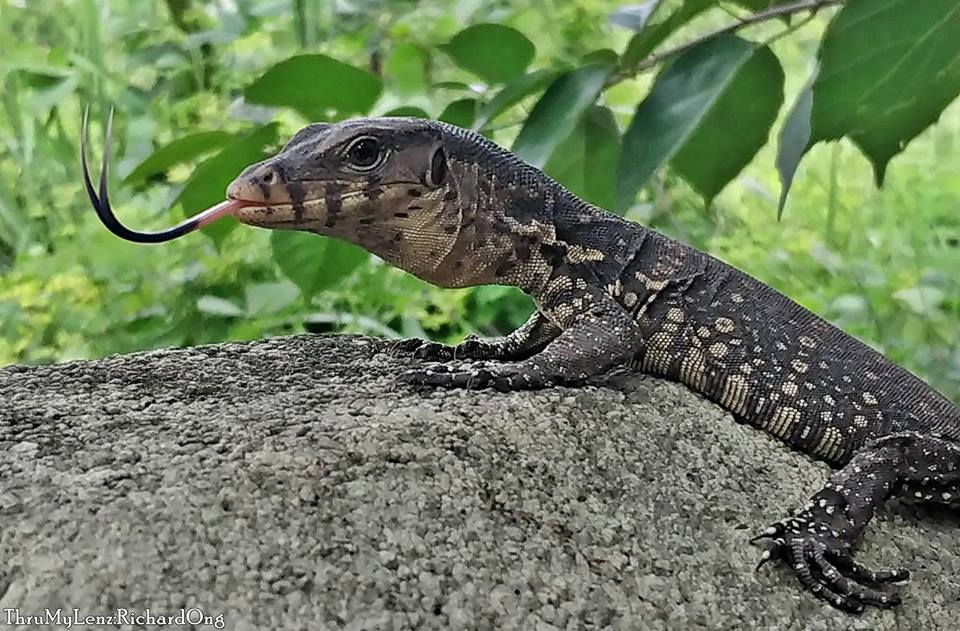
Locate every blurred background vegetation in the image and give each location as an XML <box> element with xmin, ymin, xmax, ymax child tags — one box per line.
<box><xmin>0</xmin><ymin>0</ymin><xmax>957</xmax><ymax>402</ymax></box>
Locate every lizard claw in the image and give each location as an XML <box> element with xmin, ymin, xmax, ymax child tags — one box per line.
<box><xmin>388</xmin><ymin>339</ymin><xmax>461</xmax><ymax>361</ymax></box>
<box><xmin>390</xmin><ymin>336</ymin><xmax>501</xmax><ymax>362</ymax></box>
<box><xmin>388</xmin><ymin>338</ymin><xmax>429</xmax><ymax>356</ymax></box>
<box><xmin>399</xmin><ymin>360</ymin><xmax>548</xmax><ymax>391</ymax></box>
<box><xmin>749</xmin><ymin>524</ymin><xmax>783</xmax><ymax>544</ymax></box>
<box><xmin>751</xmin><ymin>515</ymin><xmax>907</xmax><ymax>612</ymax></box>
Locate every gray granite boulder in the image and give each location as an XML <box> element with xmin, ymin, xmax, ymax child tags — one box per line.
<box><xmin>1</xmin><ymin>334</ymin><xmax>957</xmax><ymax>630</ymax></box>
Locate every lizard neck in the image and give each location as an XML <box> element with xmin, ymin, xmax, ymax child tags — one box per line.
<box><xmin>384</xmin><ymin>121</ymin><xmax>645</xmax><ymax>296</ymax></box>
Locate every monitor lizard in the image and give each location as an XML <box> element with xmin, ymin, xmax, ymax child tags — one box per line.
<box><xmin>82</xmin><ymin>114</ymin><xmax>960</xmax><ymax>614</ymax></box>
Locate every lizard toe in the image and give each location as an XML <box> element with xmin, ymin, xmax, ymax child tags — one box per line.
<box><xmin>780</xmin><ymin>534</ymin><xmax>902</xmax><ymax>612</ymax></box>
<box><xmin>828</xmin><ymin>552</ymin><xmax>910</xmax><ymax>584</ymax></box>
<box><xmin>388</xmin><ymin>338</ymin><xmax>429</xmax><ymax>356</ymax></box>
<box><xmin>399</xmin><ymin>361</ymin><xmax>496</xmax><ymax>389</ymax></box>
<box><xmin>811</xmin><ymin>543</ymin><xmax>901</xmax><ymax>608</ymax></box>
<box><xmin>411</xmin><ymin>342</ymin><xmax>456</xmax><ymax>361</ymax></box>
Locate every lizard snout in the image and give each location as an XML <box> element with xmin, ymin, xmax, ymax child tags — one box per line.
<box><xmin>226</xmin><ymin>163</ymin><xmax>290</xmax><ymax>205</ymax></box>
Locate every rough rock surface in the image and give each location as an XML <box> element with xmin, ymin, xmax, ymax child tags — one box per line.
<box><xmin>1</xmin><ymin>334</ymin><xmax>958</xmax><ymax>630</ymax></box>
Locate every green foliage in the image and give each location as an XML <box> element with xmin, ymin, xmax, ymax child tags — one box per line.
<box><xmin>442</xmin><ymin>24</ymin><xmax>535</xmax><ymax>84</ymax></box>
<box><xmin>617</xmin><ymin>35</ymin><xmax>783</xmax><ymax>208</ymax></box>
<box><xmin>809</xmin><ymin>0</ymin><xmax>960</xmax><ymax>185</ymax></box>
<box><xmin>0</xmin><ymin>0</ymin><xmax>958</xmax><ymax>403</ymax></box>
<box><xmin>245</xmin><ymin>54</ymin><xmax>383</xmax><ymax>120</ymax></box>
<box><xmin>271</xmin><ymin>231</ymin><xmax>368</xmax><ymax>301</ymax></box>
<box><xmin>176</xmin><ymin>124</ymin><xmax>279</xmax><ymax>246</ymax></box>
<box><xmin>513</xmin><ymin>62</ymin><xmax>614</xmax><ymax>167</ymax></box>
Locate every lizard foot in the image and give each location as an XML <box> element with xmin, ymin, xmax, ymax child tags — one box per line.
<box><xmin>400</xmin><ymin>360</ymin><xmax>549</xmax><ymax>391</ymax></box>
<box><xmin>389</xmin><ymin>335</ymin><xmax>491</xmax><ymax>362</ymax></box>
<box><xmin>752</xmin><ymin>516</ymin><xmax>908</xmax><ymax>613</ymax></box>
<box><xmin>389</xmin><ymin>338</ymin><xmax>454</xmax><ymax>360</ymax></box>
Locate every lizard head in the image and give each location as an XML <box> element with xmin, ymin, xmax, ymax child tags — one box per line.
<box><xmin>226</xmin><ymin>117</ymin><xmax>465</xmax><ymax>282</ymax></box>
<box><xmin>83</xmin><ymin>112</ymin><xmax>551</xmax><ymax>289</ymax></box>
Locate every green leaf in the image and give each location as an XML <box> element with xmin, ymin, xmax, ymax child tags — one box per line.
<box><xmin>810</xmin><ymin>0</ymin><xmax>960</xmax><ymax>186</ymax></box>
<box><xmin>443</xmin><ymin>24</ymin><xmax>535</xmax><ymax>84</ymax></box>
<box><xmin>384</xmin><ymin>42</ymin><xmax>429</xmax><ymax>97</ymax></box>
<box><xmin>472</xmin><ymin>69</ymin><xmax>557</xmax><ymax>131</ymax></box>
<box><xmin>383</xmin><ymin>106</ymin><xmax>431</xmax><ymax>119</ymax></box>
<box><xmin>609</xmin><ymin>1</ymin><xmax>664</xmax><ymax>32</ymax></box>
<box><xmin>197</xmin><ymin>295</ymin><xmax>245</xmax><ymax>318</ymax></box>
<box><xmin>616</xmin><ymin>36</ymin><xmax>783</xmax><ymax>209</ymax></box>
<box><xmin>544</xmin><ymin>106</ymin><xmax>620</xmax><ymax>210</ymax></box>
<box><xmin>123</xmin><ymin>131</ymin><xmax>235</xmax><ymax>186</ymax></box>
<box><xmin>174</xmin><ymin>124</ymin><xmax>279</xmax><ymax>247</ymax></box>
<box><xmin>245</xmin><ymin>281</ymin><xmax>300</xmax><ymax>316</ymax></box>
<box><xmin>244</xmin><ymin>54</ymin><xmax>382</xmax><ymax>120</ymax></box>
<box><xmin>894</xmin><ymin>286</ymin><xmax>946</xmax><ymax>314</ymax></box>
<box><xmin>731</xmin><ymin>0</ymin><xmax>778</xmax><ymax>10</ymax></box>
<box><xmin>620</xmin><ymin>0</ymin><xmax>716</xmax><ymax>70</ymax></box>
<box><xmin>439</xmin><ymin>98</ymin><xmax>479</xmax><ymax>128</ymax></box>
<box><xmin>512</xmin><ymin>62</ymin><xmax>613</xmax><ymax>168</ymax></box>
<box><xmin>27</xmin><ymin>74</ymin><xmax>78</xmax><ymax>114</ymax></box>
<box><xmin>270</xmin><ymin>231</ymin><xmax>368</xmax><ymax>300</ymax></box>
<box><xmin>775</xmin><ymin>69</ymin><xmax>816</xmax><ymax>219</ymax></box>
<box><xmin>670</xmin><ymin>43</ymin><xmax>784</xmax><ymax>203</ymax></box>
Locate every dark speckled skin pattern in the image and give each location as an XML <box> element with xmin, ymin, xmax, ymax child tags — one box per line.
<box><xmin>227</xmin><ymin>118</ymin><xmax>960</xmax><ymax>614</ymax></box>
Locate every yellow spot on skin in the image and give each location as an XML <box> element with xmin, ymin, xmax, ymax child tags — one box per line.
<box><xmin>799</xmin><ymin>336</ymin><xmax>816</xmax><ymax>348</ymax></box>
<box><xmin>663</xmin><ymin>322</ymin><xmax>680</xmax><ymax>333</ymax></box>
<box><xmin>853</xmin><ymin>415</ymin><xmax>868</xmax><ymax>428</ymax></box>
<box><xmin>730</xmin><ymin>293</ymin><xmax>744</xmax><ymax>304</ymax></box>
<box><xmin>820</xmin><ymin>411</ymin><xmax>833</xmax><ymax>423</ymax></box>
<box><xmin>814</xmin><ymin>426</ymin><xmax>843</xmax><ymax>461</ymax></box>
<box><xmin>708</xmin><ymin>342</ymin><xmax>729</xmax><ymax>358</ymax></box>
<box><xmin>624</xmin><ymin>292</ymin><xmax>638</xmax><ymax>307</ymax></box>
<box><xmin>715</xmin><ymin>317</ymin><xmax>735</xmax><ymax>333</ymax></box>
<box><xmin>720</xmin><ymin>374</ymin><xmax>749</xmax><ymax>414</ymax></box>
<box><xmin>680</xmin><ymin>349</ymin><xmax>707</xmax><ymax>389</ymax></box>
<box><xmin>781</xmin><ymin>382</ymin><xmax>798</xmax><ymax>397</ymax></box>
<box><xmin>824</xmin><ymin>394</ymin><xmax>836</xmax><ymax>406</ymax></box>
<box><xmin>863</xmin><ymin>392</ymin><xmax>878</xmax><ymax>405</ymax></box>
<box><xmin>642</xmin><ymin>332</ymin><xmax>674</xmax><ymax>374</ymax></box>
<box><xmin>566</xmin><ymin>245</ymin><xmax>606</xmax><ymax>263</ymax></box>
<box><xmin>635</xmin><ymin>272</ymin><xmax>669</xmax><ymax>291</ymax></box>
<box><xmin>697</xmin><ymin>327</ymin><xmax>711</xmax><ymax>338</ymax></box>
<box><xmin>765</xmin><ymin>406</ymin><xmax>800</xmax><ymax>438</ymax></box>
<box><xmin>667</xmin><ymin>308</ymin><xmax>685</xmax><ymax>323</ymax></box>
<box><xmin>739</xmin><ymin>363</ymin><xmax>754</xmax><ymax>375</ymax></box>
<box><xmin>790</xmin><ymin>359</ymin><xmax>809</xmax><ymax>374</ymax></box>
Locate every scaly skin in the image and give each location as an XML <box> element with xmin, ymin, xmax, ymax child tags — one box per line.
<box><xmin>215</xmin><ymin>118</ymin><xmax>960</xmax><ymax>613</ymax></box>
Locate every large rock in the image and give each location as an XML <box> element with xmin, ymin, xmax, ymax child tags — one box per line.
<box><xmin>1</xmin><ymin>334</ymin><xmax>957</xmax><ymax>630</ymax></box>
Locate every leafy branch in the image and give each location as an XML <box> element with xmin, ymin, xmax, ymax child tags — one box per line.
<box><xmin>608</xmin><ymin>0</ymin><xmax>845</xmax><ymax>86</ymax></box>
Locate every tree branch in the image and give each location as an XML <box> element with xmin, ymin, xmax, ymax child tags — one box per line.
<box><xmin>607</xmin><ymin>0</ymin><xmax>844</xmax><ymax>87</ymax></box>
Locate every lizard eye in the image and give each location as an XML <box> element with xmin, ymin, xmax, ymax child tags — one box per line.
<box><xmin>346</xmin><ymin>136</ymin><xmax>383</xmax><ymax>170</ymax></box>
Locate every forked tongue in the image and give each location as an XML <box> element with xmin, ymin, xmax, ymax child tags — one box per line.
<box><xmin>81</xmin><ymin>106</ymin><xmax>257</xmax><ymax>243</ymax></box>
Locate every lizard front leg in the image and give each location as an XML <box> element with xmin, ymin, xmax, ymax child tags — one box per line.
<box><xmin>401</xmin><ymin>290</ymin><xmax>642</xmax><ymax>391</ymax></box>
<box><xmin>753</xmin><ymin>430</ymin><xmax>960</xmax><ymax>612</ymax></box>
<box><xmin>393</xmin><ymin>310</ymin><xmax>561</xmax><ymax>362</ymax></box>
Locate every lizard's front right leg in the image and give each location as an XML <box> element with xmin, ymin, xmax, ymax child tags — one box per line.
<box><xmin>392</xmin><ymin>310</ymin><xmax>561</xmax><ymax>362</ymax></box>
<box><xmin>401</xmin><ymin>290</ymin><xmax>642</xmax><ymax>391</ymax></box>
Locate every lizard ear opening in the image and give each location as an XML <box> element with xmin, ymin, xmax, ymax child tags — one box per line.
<box><xmin>427</xmin><ymin>145</ymin><xmax>447</xmax><ymax>187</ymax></box>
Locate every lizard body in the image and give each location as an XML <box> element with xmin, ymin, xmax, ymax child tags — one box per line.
<box><xmin>83</xmin><ymin>116</ymin><xmax>960</xmax><ymax>613</ymax></box>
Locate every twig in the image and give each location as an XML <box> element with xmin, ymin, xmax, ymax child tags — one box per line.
<box><xmin>607</xmin><ymin>0</ymin><xmax>844</xmax><ymax>86</ymax></box>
